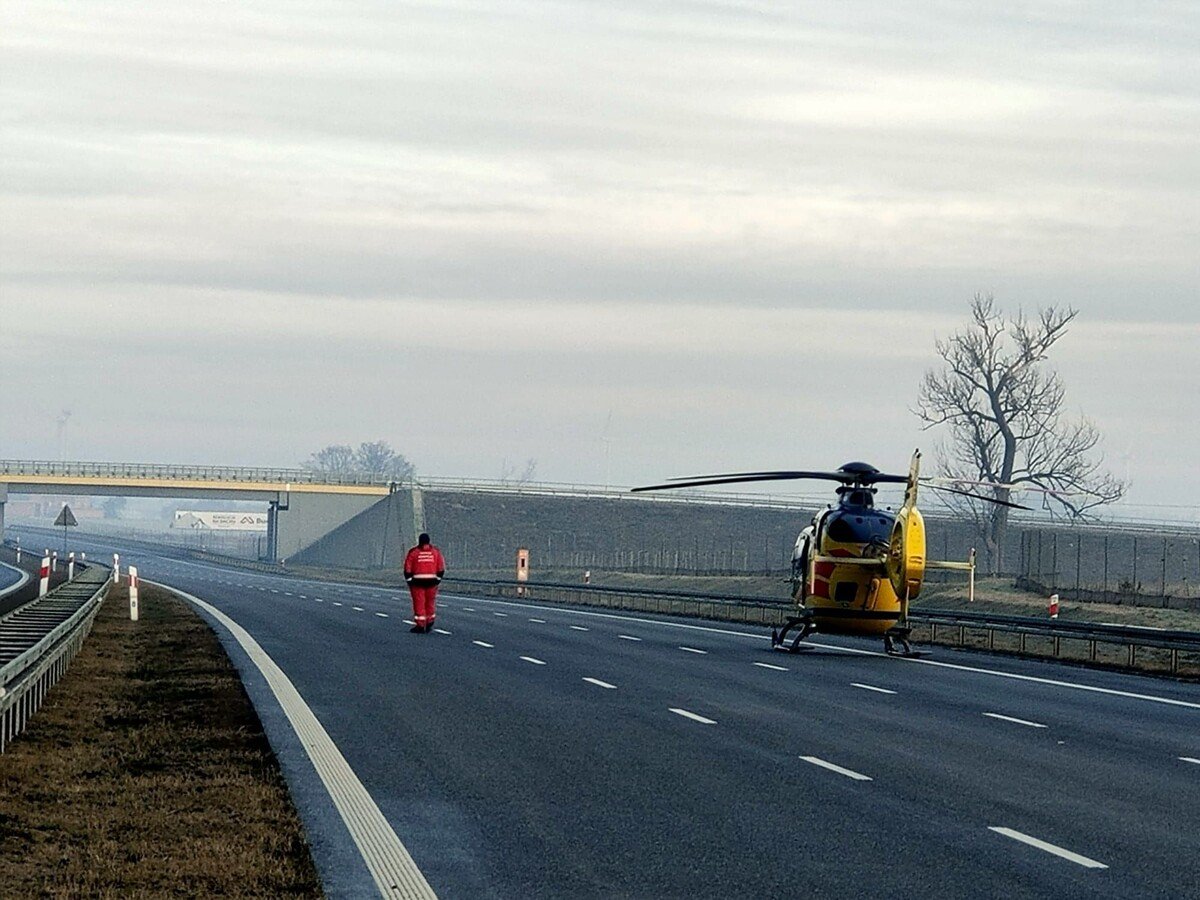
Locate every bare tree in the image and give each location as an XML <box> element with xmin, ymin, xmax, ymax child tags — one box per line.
<box><xmin>498</xmin><ymin>458</ymin><xmax>538</xmax><ymax>485</ymax></box>
<box><xmin>306</xmin><ymin>444</ymin><xmax>356</xmax><ymax>475</ymax></box>
<box><xmin>354</xmin><ymin>441</ymin><xmax>414</xmax><ymax>481</ymax></box>
<box><xmin>915</xmin><ymin>295</ymin><xmax>1125</xmax><ymax>573</ymax></box>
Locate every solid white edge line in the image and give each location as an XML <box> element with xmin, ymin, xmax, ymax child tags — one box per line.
<box><xmin>669</xmin><ymin>708</ymin><xmax>716</xmax><ymax>724</ymax></box>
<box><xmin>983</xmin><ymin>712</ymin><xmax>1048</xmax><ymax>728</ymax></box>
<box><xmin>799</xmin><ymin>756</ymin><xmax>872</xmax><ymax>781</ymax></box>
<box><xmin>583</xmin><ymin>677</ymin><xmax>617</xmax><ymax>689</ymax></box>
<box><xmin>0</xmin><ymin>561</ymin><xmax>32</xmax><ymax>599</ymax></box>
<box><xmin>520</xmin><ymin>656</ymin><xmax>546</xmax><ymax>665</ymax></box>
<box><xmin>435</xmin><ymin>593</ymin><xmax>1200</xmax><ymax>710</ymax></box>
<box><xmin>988</xmin><ymin>827</ymin><xmax>1108</xmax><ymax>869</ymax></box>
<box><xmin>852</xmin><ymin>683</ymin><xmax>897</xmax><ymax>694</ymax></box>
<box><xmin>150</xmin><ymin>582</ymin><xmax>437</xmax><ymax>899</ymax></box>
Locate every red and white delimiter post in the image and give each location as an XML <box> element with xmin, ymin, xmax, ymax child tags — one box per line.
<box><xmin>1048</xmin><ymin>593</ymin><xmax>1060</xmax><ymax>619</ymax></box>
<box><xmin>39</xmin><ymin>556</ymin><xmax>50</xmax><ymax>597</ymax></box>
<box><xmin>128</xmin><ymin>566</ymin><xmax>139</xmax><ymax>622</ymax></box>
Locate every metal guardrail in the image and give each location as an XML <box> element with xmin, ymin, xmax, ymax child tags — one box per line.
<box><xmin>916</xmin><ymin>608</ymin><xmax>1200</xmax><ymax>673</ymax></box>
<box><xmin>442</xmin><ymin>577</ymin><xmax>1200</xmax><ymax>674</ymax></box>
<box><xmin>0</xmin><ymin>563</ymin><xmax>111</xmax><ymax>752</ymax></box>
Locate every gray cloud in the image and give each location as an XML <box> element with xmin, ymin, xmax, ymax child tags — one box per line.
<box><xmin>1</xmin><ymin>1</ymin><xmax>1197</xmax><ymax>519</ymax></box>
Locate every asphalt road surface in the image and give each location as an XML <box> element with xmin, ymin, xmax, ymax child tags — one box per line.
<box><xmin>18</xmin><ymin>529</ymin><xmax>1200</xmax><ymax>899</ymax></box>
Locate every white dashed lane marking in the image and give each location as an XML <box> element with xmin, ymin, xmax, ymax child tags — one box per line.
<box><xmin>473</xmin><ymin>641</ymin><xmax>494</xmax><ymax>648</ymax></box>
<box><xmin>618</xmin><ymin>635</ymin><xmax>642</xmax><ymax>642</ymax></box>
<box><xmin>1179</xmin><ymin>757</ymin><xmax>1200</xmax><ymax>765</ymax></box>
<box><xmin>679</xmin><ymin>646</ymin><xmax>707</xmax><ymax>655</ymax></box>
<box><xmin>333</xmin><ymin>602</ymin><xmax>344</xmax><ymax>607</ymax></box>
<box><xmin>462</xmin><ymin>607</ymin><xmax>476</xmax><ymax>612</ymax></box>
<box><xmin>754</xmin><ymin>662</ymin><xmax>789</xmax><ymax>672</ymax></box>
<box><xmin>988</xmin><ymin>827</ymin><xmax>1108</xmax><ymax>869</ymax></box>
<box><xmin>521</xmin><ymin>657</ymin><xmax>547</xmax><ymax>666</ymax></box>
<box><xmin>984</xmin><ymin>712</ymin><xmax>1047</xmax><ymax>729</ymax></box>
<box><xmin>569</xmin><ymin>625</ymin><xmax>590</xmax><ymax>632</ymax></box>
<box><xmin>433</xmin><ymin>628</ymin><xmax>452</xmax><ymax>635</ymax></box>
<box><xmin>375</xmin><ymin>612</ymin><xmax>389</xmax><ymax>618</ymax></box>
<box><xmin>583</xmin><ymin>677</ymin><xmax>617</xmax><ymax>689</ymax></box>
<box><xmin>494</xmin><ymin>612</ymin><xmax>508</xmax><ymax>617</ymax></box>
<box><xmin>800</xmin><ymin>756</ymin><xmax>872</xmax><ymax>781</ymax></box>
<box><xmin>529</xmin><ymin>618</ymin><xmax>546</xmax><ymax>623</ymax></box>
<box><xmin>669</xmin><ymin>708</ymin><xmax>716</xmax><ymax>725</ymax></box>
<box><xmin>352</xmin><ymin>606</ymin><xmax>364</xmax><ymax>612</ymax></box>
<box><xmin>852</xmin><ymin>683</ymin><xmax>897</xmax><ymax>694</ymax></box>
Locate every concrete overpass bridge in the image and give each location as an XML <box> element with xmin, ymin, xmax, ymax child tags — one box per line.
<box><xmin>0</xmin><ymin>459</ymin><xmax>419</xmax><ymax>563</ymax></box>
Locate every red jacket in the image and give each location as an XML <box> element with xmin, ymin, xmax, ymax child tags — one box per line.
<box><xmin>404</xmin><ymin>544</ymin><xmax>446</xmax><ymax>583</ymax></box>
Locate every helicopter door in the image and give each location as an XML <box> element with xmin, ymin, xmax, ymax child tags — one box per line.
<box><xmin>792</xmin><ymin>527</ymin><xmax>814</xmax><ymax>595</ymax></box>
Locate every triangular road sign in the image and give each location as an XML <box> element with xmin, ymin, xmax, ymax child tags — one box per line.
<box><xmin>54</xmin><ymin>504</ymin><xmax>78</xmax><ymax>528</ymax></box>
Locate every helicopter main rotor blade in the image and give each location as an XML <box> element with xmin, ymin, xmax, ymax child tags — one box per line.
<box><xmin>664</xmin><ymin>470</ymin><xmax>908</xmax><ymax>484</ymax></box>
<box><xmin>922</xmin><ymin>482</ymin><xmax>1031</xmax><ymax>510</ymax></box>
<box><xmin>633</xmin><ymin>470</ymin><xmax>907</xmax><ymax>492</ymax></box>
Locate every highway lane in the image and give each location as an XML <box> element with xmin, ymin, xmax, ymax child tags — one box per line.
<box><xmin>17</xmin><ymin>529</ymin><xmax>1200</xmax><ymax>899</ymax></box>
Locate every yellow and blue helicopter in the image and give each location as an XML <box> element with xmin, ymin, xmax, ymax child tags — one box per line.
<box><xmin>633</xmin><ymin>451</ymin><xmax>1027</xmax><ymax>656</ymax></box>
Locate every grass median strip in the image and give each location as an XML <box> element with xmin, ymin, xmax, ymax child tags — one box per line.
<box><xmin>0</xmin><ymin>583</ymin><xmax>323</xmax><ymax>896</ymax></box>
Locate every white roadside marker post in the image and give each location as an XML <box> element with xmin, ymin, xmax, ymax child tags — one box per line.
<box><xmin>15</xmin><ymin>537</ymin><xmax>20</xmax><ymax>563</ymax></box>
<box><xmin>129</xmin><ymin>566</ymin><xmax>139</xmax><ymax>622</ymax></box>
<box><xmin>51</xmin><ymin>550</ymin><xmax>58</xmax><ymax>573</ymax></box>
<box><xmin>113</xmin><ymin>553</ymin><xmax>120</xmax><ymax>584</ymax></box>
<box><xmin>68</xmin><ymin>551</ymin><xmax>75</xmax><ymax>579</ymax></box>
<box><xmin>39</xmin><ymin>556</ymin><xmax>50</xmax><ymax>597</ymax></box>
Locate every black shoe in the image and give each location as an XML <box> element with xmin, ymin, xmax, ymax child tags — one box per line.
<box><xmin>424</xmin><ymin>623</ymin><xmax>434</xmax><ymax>633</ymax></box>
<box><xmin>410</xmin><ymin>625</ymin><xmax>423</xmax><ymax>633</ymax></box>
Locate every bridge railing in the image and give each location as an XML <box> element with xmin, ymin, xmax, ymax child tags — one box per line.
<box><xmin>0</xmin><ymin>459</ymin><xmax>394</xmax><ymax>487</ymax></box>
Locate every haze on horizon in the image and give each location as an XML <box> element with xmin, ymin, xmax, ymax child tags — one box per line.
<box><xmin>1</xmin><ymin>1</ymin><xmax>1197</xmax><ymax>521</ymax></box>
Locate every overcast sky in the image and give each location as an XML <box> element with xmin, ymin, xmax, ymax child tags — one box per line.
<box><xmin>1</xmin><ymin>1</ymin><xmax>1197</xmax><ymax>519</ymax></box>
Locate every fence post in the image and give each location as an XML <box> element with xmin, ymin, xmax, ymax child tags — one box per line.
<box><xmin>1132</xmin><ymin>537</ymin><xmax>1138</xmax><ymax>592</ymax></box>
<box><xmin>1103</xmin><ymin>534</ymin><xmax>1109</xmax><ymax>593</ymax></box>
<box><xmin>1080</xmin><ymin>535</ymin><xmax>1089</xmax><ymax>600</ymax></box>
<box><xmin>1162</xmin><ymin>537</ymin><xmax>1168</xmax><ymax>597</ymax></box>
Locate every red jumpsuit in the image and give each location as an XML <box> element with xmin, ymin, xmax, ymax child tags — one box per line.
<box><xmin>404</xmin><ymin>543</ymin><xmax>446</xmax><ymax>629</ymax></box>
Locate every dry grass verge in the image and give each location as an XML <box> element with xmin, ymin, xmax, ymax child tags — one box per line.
<box><xmin>0</xmin><ymin>583</ymin><xmax>323</xmax><ymax>898</ymax></box>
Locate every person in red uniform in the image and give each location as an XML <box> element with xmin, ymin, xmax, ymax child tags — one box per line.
<box><xmin>404</xmin><ymin>533</ymin><xmax>445</xmax><ymax>633</ymax></box>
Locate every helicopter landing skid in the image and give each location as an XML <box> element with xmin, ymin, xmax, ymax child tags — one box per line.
<box><xmin>883</xmin><ymin>626</ymin><xmax>927</xmax><ymax>658</ymax></box>
<box><xmin>771</xmin><ymin>616</ymin><xmax>816</xmax><ymax>654</ymax></box>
